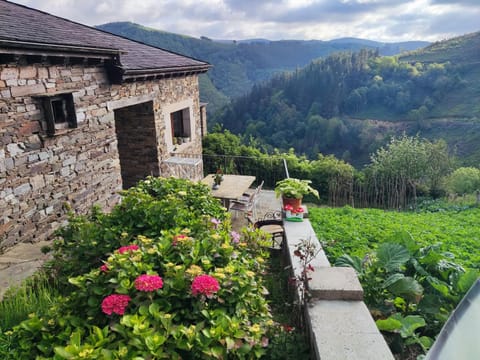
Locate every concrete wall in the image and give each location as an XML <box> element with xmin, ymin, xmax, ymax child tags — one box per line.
<box><xmin>0</xmin><ymin>61</ymin><xmax>204</xmax><ymax>249</ymax></box>
<box><xmin>282</xmin><ymin>214</ymin><xmax>395</xmax><ymax>360</ymax></box>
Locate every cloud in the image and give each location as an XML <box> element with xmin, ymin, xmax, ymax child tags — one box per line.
<box><xmin>8</xmin><ymin>0</ymin><xmax>480</xmax><ymax>42</ymax></box>
<box><xmin>431</xmin><ymin>0</ymin><xmax>480</xmax><ymax>5</ymax></box>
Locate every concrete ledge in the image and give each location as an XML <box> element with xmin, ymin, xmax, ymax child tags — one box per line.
<box><xmin>282</xmin><ymin>211</ymin><xmax>394</xmax><ymax>360</ymax></box>
<box><xmin>309</xmin><ymin>300</ymin><xmax>394</xmax><ymax>360</ymax></box>
<box><xmin>309</xmin><ymin>267</ymin><xmax>364</xmax><ymax>301</ymax></box>
<box><xmin>284</xmin><ymin>219</ymin><xmax>330</xmax><ymax>267</ymax></box>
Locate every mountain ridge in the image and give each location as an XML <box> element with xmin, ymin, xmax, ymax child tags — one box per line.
<box><xmin>96</xmin><ymin>21</ymin><xmax>429</xmax><ymax>114</ymax></box>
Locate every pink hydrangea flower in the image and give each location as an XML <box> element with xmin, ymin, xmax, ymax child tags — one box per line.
<box><xmin>100</xmin><ymin>264</ymin><xmax>109</xmax><ymax>273</ymax></box>
<box><xmin>117</xmin><ymin>244</ymin><xmax>139</xmax><ymax>254</ymax></box>
<box><xmin>191</xmin><ymin>274</ymin><xmax>220</xmax><ymax>298</ymax></box>
<box><xmin>134</xmin><ymin>274</ymin><xmax>164</xmax><ymax>292</ymax></box>
<box><xmin>230</xmin><ymin>231</ymin><xmax>240</xmax><ymax>244</ymax></box>
<box><xmin>101</xmin><ymin>294</ymin><xmax>131</xmax><ymax>315</ymax></box>
<box><xmin>211</xmin><ymin>218</ymin><xmax>220</xmax><ymax>228</ymax></box>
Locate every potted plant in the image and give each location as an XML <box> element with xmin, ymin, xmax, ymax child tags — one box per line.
<box><xmin>275</xmin><ymin>178</ymin><xmax>319</xmax><ymax>208</ymax></box>
<box><xmin>212</xmin><ymin>169</ymin><xmax>224</xmax><ymax>189</ymax></box>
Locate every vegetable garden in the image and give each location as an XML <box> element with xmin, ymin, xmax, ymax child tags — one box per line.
<box><xmin>309</xmin><ymin>204</ymin><xmax>480</xmax><ymax>358</ymax></box>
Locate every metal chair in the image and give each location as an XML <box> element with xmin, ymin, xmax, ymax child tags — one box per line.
<box><xmin>237</xmin><ymin>180</ymin><xmax>264</xmax><ymax>202</ymax></box>
<box><xmin>229</xmin><ymin>190</ymin><xmax>258</xmax><ymax>219</ymax></box>
<box><xmin>249</xmin><ymin>211</ymin><xmax>285</xmax><ymax>249</ymax></box>
<box><xmin>230</xmin><ymin>180</ymin><xmax>263</xmax><ymax>218</ymax></box>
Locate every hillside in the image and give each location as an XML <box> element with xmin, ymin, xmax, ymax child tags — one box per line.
<box><xmin>211</xmin><ymin>31</ymin><xmax>480</xmax><ymax>167</ymax></box>
<box><xmin>97</xmin><ymin>22</ymin><xmax>428</xmax><ymax>114</ymax></box>
<box><xmin>400</xmin><ymin>31</ymin><xmax>480</xmax><ymax>118</ymax></box>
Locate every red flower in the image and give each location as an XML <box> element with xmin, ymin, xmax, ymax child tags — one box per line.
<box><xmin>101</xmin><ymin>294</ymin><xmax>131</xmax><ymax>315</ymax></box>
<box><xmin>284</xmin><ymin>204</ymin><xmax>294</xmax><ymax>211</ymax></box>
<box><xmin>117</xmin><ymin>244</ymin><xmax>139</xmax><ymax>254</ymax></box>
<box><xmin>100</xmin><ymin>264</ymin><xmax>109</xmax><ymax>272</ymax></box>
<box><xmin>134</xmin><ymin>274</ymin><xmax>164</xmax><ymax>292</ymax></box>
<box><xmin>172</xmin><ymin>234</ymin><xmax>188</xmax><ymax>246</ymax></box>
<box><xmin>295</xmin><ymin>207</ymin><xmax>304</xmax><ymax>213</ymax></box>
<box><xmin>191</xmin><ymin>274</ymin><xmax>220</xmax><ymax>298</ymax></box>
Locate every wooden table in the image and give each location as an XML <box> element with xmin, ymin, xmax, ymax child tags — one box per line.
<box><xmin>201</xmin><ymin>174</ymin><xmax>256</xmax><ymax>208</ymax></box>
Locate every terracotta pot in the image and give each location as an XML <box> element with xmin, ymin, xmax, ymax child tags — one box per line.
<box><xmin>282</xmin><ymin>196</ymin><xmax>302</xmax><ymax>209</ymax></box>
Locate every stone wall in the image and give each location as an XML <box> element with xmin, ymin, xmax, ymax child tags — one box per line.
<box><xmin>0</xmin><ymin>61</ymin><xmax>204</xmax><ymax>249</ymax></box>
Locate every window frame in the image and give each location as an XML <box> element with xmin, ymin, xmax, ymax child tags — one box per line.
<box><xmin>41</xmin><ymin>93</ymin><xmax>77</xmax><ymax>136</ymax></box>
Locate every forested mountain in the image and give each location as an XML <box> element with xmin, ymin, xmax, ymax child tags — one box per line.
<box><xmin>212</xmin><ymin>31</ymin><xmax>480</xmax><ymax>167</ymax></box>
<box><xmin>97</xmin><ymin>22</ymin><xmax>428</xmax><ymax>114</ymax></box>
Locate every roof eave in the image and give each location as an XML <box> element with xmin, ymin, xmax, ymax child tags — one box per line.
<box><xmin>118</xmin><ymin>64</ymin><xmax>212</xmax><ymax>83</ymax></box>
<box><xmin>0</xmin><ymin>39</ymin><xmax>124</xmax><ymax>59</ymax></box>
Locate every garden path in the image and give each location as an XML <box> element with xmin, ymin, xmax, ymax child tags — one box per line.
<box><xmin>0</xmin><ymin>241</ymin><xmax>51</xmax><ymax>299</ymax></box>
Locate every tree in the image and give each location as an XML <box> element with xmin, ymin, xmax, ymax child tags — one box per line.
<box><xmin>444</xmin><ymin>167</ymin><xmax>480</xmax><ymax>195</ymax></box>
<box><xmin>366</xmin><ymin>135</ymin><xmax>454</xmax><ymax>208</ymax></box>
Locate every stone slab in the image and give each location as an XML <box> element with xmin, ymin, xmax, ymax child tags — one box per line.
<box><xmin>309</xmin><ymin>267</ymin><xmax>364</xmax><ymax>300</ymax></box>
<box><xmin>309</xmin><ymin>300</ymin><xmax>395</xmax><ymax>360</ymax></box>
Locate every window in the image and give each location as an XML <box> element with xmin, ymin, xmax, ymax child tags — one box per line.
<box><xmin>42</xmin><ymin>93</ymin><xmax>77</xmax><ymax>136</ymax></box>
<box><xmin>170</xmin><ymin>108</ymin><xmax>191</xmax><ymax>142</ymax></box>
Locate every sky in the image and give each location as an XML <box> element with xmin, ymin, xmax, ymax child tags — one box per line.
<box><xmin>10</xmin><ymin>0</ymin><xmax>480</xmax><ymax>43</ymax></box>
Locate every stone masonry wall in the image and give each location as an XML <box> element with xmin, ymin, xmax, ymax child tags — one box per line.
<box><xmin>0</xmin><ymin>61</ymin><xmax>203</xmax><ymax>250</ymax></box>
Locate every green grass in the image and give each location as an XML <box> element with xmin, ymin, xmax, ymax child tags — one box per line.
<box><xmin>308</xmin><ymin>204</ymin><xmax>480</xmax><ymax>269</ymax></box>
<box><xmin>0</xmin><ymin>272</ymin><xmax>58</xmax><ymax>330</ymax></box>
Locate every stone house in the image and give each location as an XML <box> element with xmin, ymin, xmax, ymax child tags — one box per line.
<box><xmin>0</xmin><ymin>0</ymin><xmax>211</xmax><ymax>249</ymax></box>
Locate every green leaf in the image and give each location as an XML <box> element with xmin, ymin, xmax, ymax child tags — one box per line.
<box><xmin>54</xmin><ymin>347</ymin><xmax>75</xmax><ymax>359</ymax></box>
<box><xmin>376</xmin><ymin>243</ymin><xmax>410</xmax><ymax>272</ymax></box>
<box><xmin>456</xmin><ymin>270</ymin><xmax>479</xmax><ymax>293</ymax></box>
<box><xmin>398</xmin><ymin>315</ymin><xmax>426</xmax><ymax>338</ymax></box>
<box><xmin>211</xmin><ymin>346</ymin><xmax>225</xmax><ymax>359</ymax></box>
<box><xmin>70</xmin><ymin>330</ymin><xmax>82</xmax><ymax>348</ymax></box>
<box><xmin>92</xmin><ymin>326</ymin><xmax>104</xmax><ymax>342</ymax></box>
<box><xmin>390</xmin><ymin>230</ymin><xmax>418</xmax><ymax>253</ymax></box>
<box><xmin>418</xmin><ymin>336</ymin><xmax>434</xmax><ymax>351</ymax></box>
<box><xmin>387</xmin><ymin>276</ymin><xmax>423</xmax><ymax>303</ymax></box>
<box><xmin>334</xmin><ymin>254</ymin><xmax>363</xmax><ymax>273</ymax></box>
<box><xmin>376</xmin><ymin>317</ymin><xmax>402</xmax><ymax>332</ymax></box>
<box><xmin>427</xmin><ymin>276</ymin><xmax>450</xmax><ymax>297</ymax></box>
<box><xmin>383</xmin><ymin>273</ymin><xmax>404</xmax><ymax>288</ymax></box>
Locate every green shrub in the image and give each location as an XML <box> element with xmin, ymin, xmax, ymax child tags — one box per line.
<box><xmin>444</xmin><ymin>166</ymin><xmax>480</xmax><ymax>195</ymax></box>
<box><xmin>50</xmin><ymin>177</ymin><xmax>228</xmax><ymax>287</ymax></box>
<box><xmin>2</xmin><ymin>177</ymin><xmax>275</xmax><ymax>359</ymax></box>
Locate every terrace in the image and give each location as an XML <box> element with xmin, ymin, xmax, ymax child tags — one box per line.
<box><xmin>197</xmin><ymin>152</ymin><xmax>393</xmax><ymax>359</ymax></box>
<box><xmin>0</xmin><ymin>153</ymin><xmax>393</xmax><ymax>359</ymax></box>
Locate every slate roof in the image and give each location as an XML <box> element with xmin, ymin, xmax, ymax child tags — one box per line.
<box><xmin>0</xmin><ymin>0</ymin><xmax>210</xmax><ymax>79</ymax></box>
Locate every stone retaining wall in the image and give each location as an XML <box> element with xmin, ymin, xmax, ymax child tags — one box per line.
<box><xmin>0</xmin><ymin>62</ymin><xmax>203</xmax><ymax>249</ymax></box>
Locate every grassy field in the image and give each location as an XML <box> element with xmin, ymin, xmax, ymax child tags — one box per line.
<box><xmin>309</xmin><ymin>204</ymin><xmax>480</xmax><ymax>269</ymax></box>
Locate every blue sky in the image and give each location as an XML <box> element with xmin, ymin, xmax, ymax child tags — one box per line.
<box><xmin>10</xmin><ymin>0</ymin><xmax>480</xmax><ymax>42</ymax></box>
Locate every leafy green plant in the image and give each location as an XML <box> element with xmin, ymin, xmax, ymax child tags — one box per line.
<box><xmin>49</xmin><ymin>177</ymin><xmax>227</xmax><ymax>288</ymax></box>
<box><xmin>1</xmin><ymin>178</ymin><xmax>276</xmax><ymax>359</ymax></box>
<box><xmin>332</xmin><ymin>231</ymin><xmax>479</xmax><ymax>358</ymax></box>
<box><xmin>274</xmin><ymin>178</ymin><xmax>319</xmax><ymax>200</ymax></box>
<box><xmin>376</xmin><ymin>314</ymin><xmax>433</xmax><ymax>353</ymax></box>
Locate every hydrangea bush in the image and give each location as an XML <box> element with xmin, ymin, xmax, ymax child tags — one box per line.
<box><xmin>2</xmin><ymin>177</ymin><xmax>274</xmax><ymax>359</ymax></box>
